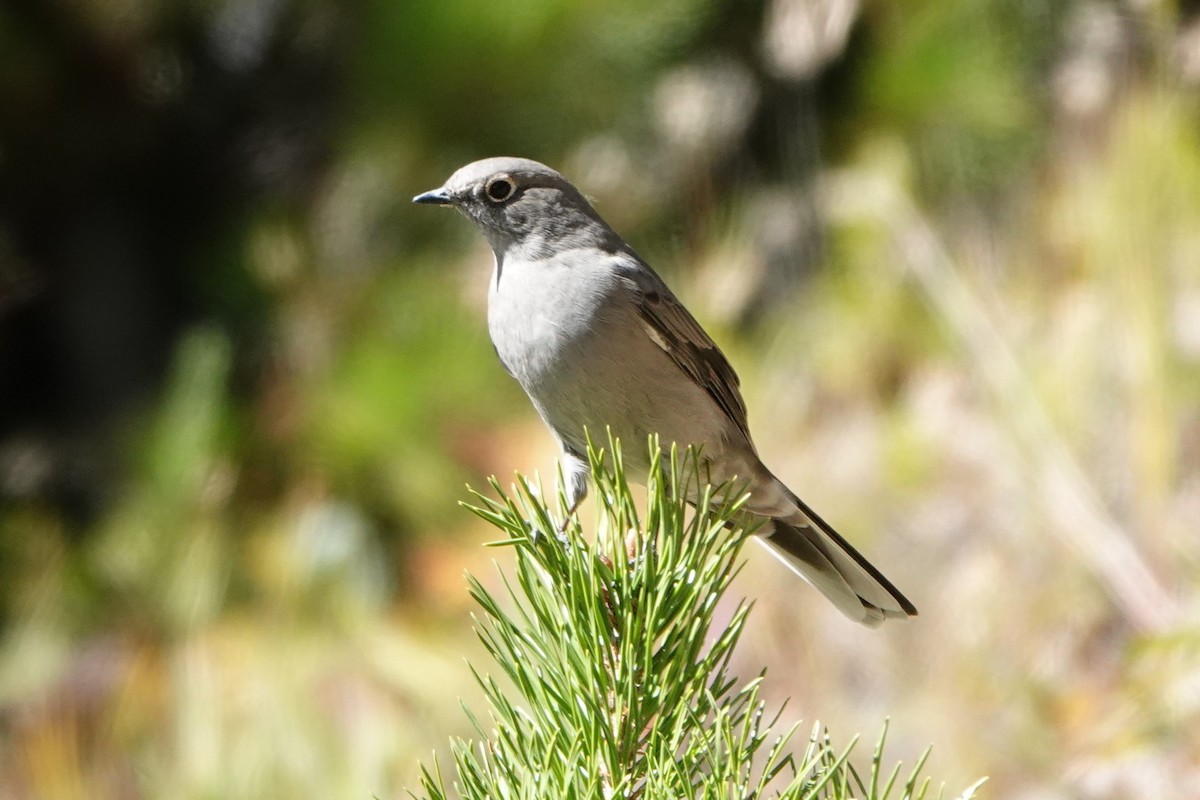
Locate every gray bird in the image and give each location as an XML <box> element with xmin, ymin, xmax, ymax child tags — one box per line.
<box><xmin>414</xmin><ymin>157</ymin><xmax>916</xmax><ymax>626</ymax></box>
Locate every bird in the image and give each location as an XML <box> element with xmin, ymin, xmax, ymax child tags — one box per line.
<box><xmin>413</xmin><ymin>157</ymin><xmax>916</xmax><ymax>627</ymax></box>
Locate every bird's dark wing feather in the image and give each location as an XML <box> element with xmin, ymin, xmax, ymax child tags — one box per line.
<box><xmin>613</xmin><ymin>256</ymin><xmax>750</xmax><ymax>440</ymax></box>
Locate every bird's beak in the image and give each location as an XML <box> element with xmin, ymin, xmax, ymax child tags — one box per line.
<box><xmin>412</xmin><ymin>187</ymin><xmax>454</xmax><ymax>206</ymax></box>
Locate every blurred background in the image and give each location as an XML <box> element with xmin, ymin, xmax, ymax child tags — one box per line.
<box><xmin>2</xmin><ymin>0</ymin><xmax>1199</xmax><ymax>797</ymax></box>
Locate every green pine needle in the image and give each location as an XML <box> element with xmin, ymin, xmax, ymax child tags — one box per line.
<box><xmin>421</xmin><ymin>434</ymin><xmax>985</xmax><ymax>800</ymax></box>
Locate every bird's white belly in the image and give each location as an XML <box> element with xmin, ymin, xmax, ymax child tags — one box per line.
<box><xmin>487</xmin><ymin>257</ymin><xmax>732</xmax><ymax>476</ymax></box>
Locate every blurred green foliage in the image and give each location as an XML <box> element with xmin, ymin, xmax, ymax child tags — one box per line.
<box><xmin>1</xmin><ymin>0</ymin><xmax>1199</xmax><ymax>798</ymax></box>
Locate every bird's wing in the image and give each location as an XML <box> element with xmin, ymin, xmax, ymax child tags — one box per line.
<box><xmin>613</xmin><ymin>256</ymin><xmax>750</xmax><ymax>440</ymax></box>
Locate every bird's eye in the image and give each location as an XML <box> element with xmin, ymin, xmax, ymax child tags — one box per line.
<box><xmin>485</xmin><ymin>176</ymin><xmax>515</xmax><ymax>203</ymax></box>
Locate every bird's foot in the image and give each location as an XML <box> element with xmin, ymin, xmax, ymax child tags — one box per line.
<box><xmin>527</xmin><ymin>518</ymin><xmax>572</xmax><ymax>549</ymax></box>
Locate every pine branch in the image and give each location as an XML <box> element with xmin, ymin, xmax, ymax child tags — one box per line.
<box><xmin>418</xmin><ymin>434</ymin><xmax>985</xmax><ymax>800</ymax></box>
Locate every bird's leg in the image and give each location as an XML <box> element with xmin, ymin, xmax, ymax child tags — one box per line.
<box><xmin>557</xmin><ymin>450</ymin><xmax>590</xmax><ymax>539</ymax></box>
<box><xmin>527</xmin><ymin>451</ymin><xmax>590</xmax><ymax>547</ymax></box>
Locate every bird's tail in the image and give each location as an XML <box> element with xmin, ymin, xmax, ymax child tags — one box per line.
<box><xmin>758</xmin><ymin>505</ymin><xmax>917</xmax><ymax>627</ymax></box>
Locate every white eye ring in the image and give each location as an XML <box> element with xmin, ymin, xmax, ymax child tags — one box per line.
<box><xmin>484</xmin><ymin>175</ymin><xmax>516</xmax><ymax>203</ymax></box>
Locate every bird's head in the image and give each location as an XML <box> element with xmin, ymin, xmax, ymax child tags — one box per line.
<box><xmin>413</xmin><ymin>157</ymin><xmax>617</xmax><ymax>258</ymax></box>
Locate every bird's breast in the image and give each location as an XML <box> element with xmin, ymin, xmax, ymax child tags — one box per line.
<box><xmin>485</xmin><ymin>252</ymin><xmax>731</xmax><ymax>469</ymax></box>
<box><xmin>487</xmin><ymin>255</ymin><xmax>611</xmax><ymax>387</ymax></box>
